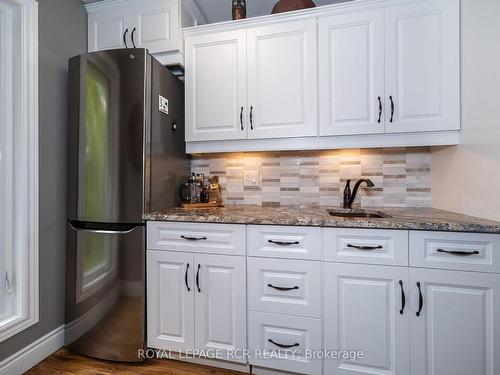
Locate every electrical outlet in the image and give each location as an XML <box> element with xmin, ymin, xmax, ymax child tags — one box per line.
<box><xmin>244</xmin><ymin>170</ymin><xmax>261</xmax><ymax>187</ymax></box>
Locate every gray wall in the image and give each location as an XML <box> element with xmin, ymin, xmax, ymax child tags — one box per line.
<box><xmin>0</xmin><ymin>0</ymin><xmax>87</xmax><ymax>361</ymax></box>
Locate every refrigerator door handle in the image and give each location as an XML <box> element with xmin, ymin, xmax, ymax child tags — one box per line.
<box><xmin>68</xmin><ymin>221</ymin><xmax>140</xmax><ymax>235</ymax></box>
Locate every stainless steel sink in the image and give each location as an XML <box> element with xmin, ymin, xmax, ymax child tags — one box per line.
<box><xmin>326</xmin><ymin>209</ymin><xmax>391</xmax><ymax>219</ymax></box>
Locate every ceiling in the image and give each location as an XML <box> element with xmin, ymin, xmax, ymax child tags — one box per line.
<box><xmin>82</xmin><ymin>0</ymin><xmax>352</xmax><ymax>24</ymax></box>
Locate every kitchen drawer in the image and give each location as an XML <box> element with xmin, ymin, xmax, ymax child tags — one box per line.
<box><xmin>147</xmin><ymin>222</ymin><xmax>246</xmax><ymax>256</ymax></box>
<box><xmin>324</xmin><ymin>228</ymin><xmax>408</xmax><ymax>266</ymax></box>
<box><xmin>410</xmin><ymin>231</ymin><xmax>500</xmax><ymax>273</ymax></box>
<box><xmin>248</xmin><ymin>258</ymin><xmax>321</xmax><ymax>318</ymax></box>
<box><xmin>248</xmin><ymin>311</ymin><xmax>322</xmax><ymax>375</ymax></box>
<box><xmin>247</xmin><ymin>225</ymin><xmax>322</xmax><ymax>260</ymax></box>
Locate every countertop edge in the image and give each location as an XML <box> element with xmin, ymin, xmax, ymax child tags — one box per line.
<box><xmin>142</xmin><ymin>213</ymin><xmax>500</xmax><ymax>234</ymax></box>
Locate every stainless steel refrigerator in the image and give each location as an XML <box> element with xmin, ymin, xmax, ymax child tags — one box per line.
<box><xmin>65</xmin><ymin>48</ymin><xmax>189</xmax><ymax>362</ymax></box>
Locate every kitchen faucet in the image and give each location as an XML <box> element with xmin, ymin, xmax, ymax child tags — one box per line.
<box><xmin>343</xmin><ymin>178</ymin><xmax>375</xmax><ymax>209</ymax></box>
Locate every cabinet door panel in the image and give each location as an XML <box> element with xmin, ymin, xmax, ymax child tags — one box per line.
<box><xmin>88</xmin><ymin>11</ymin><xmax>127</xmax><ymax>51</ymax></box>
<box><xmin>247</xmin><ymin>19</ymin><xmax>317</xmax><ymax>139</ymax></box>
<box><xmin>147</xmin><ymin>251</ymin><xmax>194</xmax><ymax>352</ymax></box>
<box><xmin>410</xmin><ymin>268</ymin><xmax>500</xmax><ymax>375</ymax></box>
<box><xmin>132</xmin><ymin>0</ymin><xmax>179</xmax><ymax>54</ymax></box>
<box><xmin>385</xmin><ymin>0</ymin><xmax>459</xmax><ymax>132</ymax></box>
<box><xmin>319</xmin><ymin>10</ymin><xmax>385</xmax><ymax>136</ymax></box>
<box><xmin>324</xmin><ymin>263</ymin><xmax>410</xmax><ymax>375</ymax></box>
<box><xmin>185</xmin><ymin>30</ymin><xmax>247</xmax><ymax>141</ymax></box>
<box><xmin>194</xmin><ymin>254</ymin><xmax>246</xmax><ymax>362</ymax></box>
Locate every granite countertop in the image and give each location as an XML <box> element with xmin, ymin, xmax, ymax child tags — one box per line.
<box><xmin>143</xmin><ymin>206</ymin><xmax>500</xmax><ymax>234</ymax></box>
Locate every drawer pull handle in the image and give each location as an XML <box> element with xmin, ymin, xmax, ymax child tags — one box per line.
<box><xmin>181</xmin><ymin>235</ymin><xmax>207</xmax><ymax>241</ymax></box>
<box><xmin>250</xmin><ymin>106</ymin><xmax>254</xmax><ymax>130</ymax></box>
<box><xmin>399</xmin><ymin>280</ymin><xmax>405</xmax><ymax>315</ymax></box>
<box><xmin>389</xmin><ymin>95</ymin><xmax>395</xmax><ymax>123</ymax></box>
<box><xmin>268</xmin><ymin>339</ymin><xmax>299</xmax><ymax>349</ymax></box>
<box><xmin>377</xmin><ymin>96</ymin><xmax>382</xmax><ymax>123</ymax></box>
<box><xmin>436</xmin><ymin>249</ymin><xmax>479</xmax><ymax>256</ymax></box>
<box><xmin>240</xmin><ymin>106</ymin><xmax>244</xmax><ymax>130</ymax></box>
<box><xmin>185</xmin><ymin>263</ymin><xmax>191</xmax><ymax>292</ymax></box>
<box><xmin>196</xmin><ymin>264</ymin><xmax>201</xmax><ymax>293</ymax></box>
<box><xmin>268</xmin><ymin>284</ymin><xmax>299</xmax><ymax>291</ymax></box>
<box><xmin>268</xmin><ymin>240</ymin><xmax>300</xmax><ymax>246</ymax></box>
<box><xmin>347</xmin><ymin>244</ymin><xmax>383</xmax><ymax>251</ymax></box>
<box><xmin>416</xmin><ymin>281</ymin><xmax>423</xmax><ymax>317</ymax></box>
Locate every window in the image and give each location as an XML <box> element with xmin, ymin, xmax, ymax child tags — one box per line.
<box><xmin>0</xmin><ymin>0</ymin><xmax>38</xmax><ymax>342</ymax></box>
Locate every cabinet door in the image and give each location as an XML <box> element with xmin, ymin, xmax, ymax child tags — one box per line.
<box><xmin>88</xmin><ymin>9</ymin><xmax>128</xmax><ymax>51</ymax></box>
<box><xmin>410</xmin><ymin>268</ymin><xmax>500</xmax><ymax>375</ymax></box>
<box><xmin>129</xmin><ymin>0</ymin><xmax>180</xmax><ymax>54</ymax></box>
<box><xmin>185</xmin><ymin>30</ymin><xmax>247</xmax><ymax>141</ymax></box>
<box><xmin>319</xmin><ymin>9</ymin><xmax>385</xmax><ymax>136</ymax></box>
<box><xmin>194</xmin><ymin>254</ymin><xmax>246</xmax><ymax>362</ymax></box>
<box><xmin>385</xmin><ymin>0</ymin><xmax>459</xmax><ymax>132</ymax></box>
<box><xmin>147</xmin><ymin>250</ymin><xmax>194</xmax><ymax>352</ymax></box>
<box><xmin>324</xmin><ymin>263</ymin><xmax>410</xmax><ymax>375</ymax></box>
<box><xmin>247</xmin><ymin>19</ymin><xmax>317</xmax><ymax>139</ymax></box>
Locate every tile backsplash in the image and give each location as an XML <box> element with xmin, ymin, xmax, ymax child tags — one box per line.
<box><xmin>191</xmin><ymin>147</ymin><xmax>431</xmax><ymax>208</ymax></box>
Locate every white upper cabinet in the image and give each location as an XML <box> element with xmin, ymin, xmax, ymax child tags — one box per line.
<box><xmin>385</xmin><ymin>0</ymin><xmax>460</xmax><ymax>132</ymax></box>
<box><xmin>129</xmin><ymin>0</ymin><xmax>179</xmax><ymax>54</ymax></box>
<box><xmin>185</xmin><ymin>19</ymin><xmax>317</xmax><ymax>142</ymax></box>
<box><xmin>319</xmin><ymin>9</ymin><xmax>385</xmax><ymax>136</ymax></box>
<box><xmin>183</xmin><ymin>0</ymin><xmax>460</xmax><ymax>152</ymax></box>
<box><xmin>86</xmin><ymin>0</ymin><xmax>205</xmax><ymax>65</ymax></box>
<box><xmin>88</xmin><ymin>7</ymin><xmax>129</xmax><ymax>51</ymax></box>
<box><xmin>410</xmin><ymin>268</ymin><xmax>500</xmax><ymax>375</ymax></box>
<box><xmin>247</xmin><ymin>19</ymin><xmax>318</xmax><ymax>139</ymax></box>
<box><xmin>185</xmin><ymin>30</ymin><xmax>247</xmax><ymax>141</ymax></box>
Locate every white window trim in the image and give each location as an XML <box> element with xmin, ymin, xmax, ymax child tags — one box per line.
<box><xmin>0</xmin><ymin>0</ymin><xmax>39</xmax><ymax>342</ymax></box>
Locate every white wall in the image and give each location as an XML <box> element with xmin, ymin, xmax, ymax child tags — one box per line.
<box><xmin>431</xmin><ymin>0</ymin><xmax>500</xmax><ymax>221</ymax></box>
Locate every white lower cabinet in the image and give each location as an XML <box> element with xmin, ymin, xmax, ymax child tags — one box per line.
<box><xmin>248</xmin><ymin>311</ymin><xmax>322</xmax><ymax>375</ymax></box>
<box><xmin>194</xmin><ymin>253</ymin><xmax>247</xmax><ymax>362</ymax></box>
<box><xmin>409</xmin><ymin>268</ymin><xmax>500</xmax><ymax>375</ymax></box>
<box><xmin>147</xmin><ymin>250</ymin><xmax>195</xmax><ymax>352</ymax></box>
<box><xmin>147</xmin><ymin>223</ymin><xmax>500</xmax><ymax>375</ymax></box>
<box><xmin>324</xmin><ymin>262</ymin><xmax>410</xmax><ymax>375</ymax></box>
<box><xmin>147</xmin><ymin>223</ymin><xmax>246</xmax><ymax>364</ymax></box>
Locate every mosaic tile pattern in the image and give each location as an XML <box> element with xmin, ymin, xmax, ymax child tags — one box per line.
<box><xmin>191</xmin><ymin>148</ymin><xmax>431</xmax><ymax>208</ymax></box>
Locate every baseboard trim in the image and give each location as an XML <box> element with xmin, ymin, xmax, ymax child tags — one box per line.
<box><xmin>0</xmin><ymin>325</ymin><xmax>65</xmax><ymax>375</ymax></box>
<box><xmin>166</xmin><ymin>353</ymin><xmax>251</xmax><ymax>373</ymax></box>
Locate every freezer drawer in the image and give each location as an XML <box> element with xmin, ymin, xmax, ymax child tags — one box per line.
<box><xmin>65</xmin><ymin>221</ymin><xmax>145</xmax><ymax>362</ymax></box>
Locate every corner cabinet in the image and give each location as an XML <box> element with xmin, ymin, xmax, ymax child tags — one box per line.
<box><xmin>185</xmin><ymin>19</ymin><xmax>317</xmax><ymax>142</ymax></box>
<box><xmin>86</xmin><ymin>0</ymin><xmax>205</xmax><ymax>66</ymax></box>
<box><xmin>184</xmin><ymin>0</ymin><xmax>460</xmax><ymax>153</ymax></box>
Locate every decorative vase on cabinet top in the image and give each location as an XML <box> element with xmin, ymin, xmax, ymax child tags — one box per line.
<box><xmin>271</xmin><ymin>0</ymin><xmax>316</xmax><ymax>14</ymax></box>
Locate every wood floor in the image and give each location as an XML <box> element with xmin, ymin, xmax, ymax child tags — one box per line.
<box><xmin>26</xmin><ymin>348</ymin><xmax>246</xmax><ymax>375</ymax></box>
